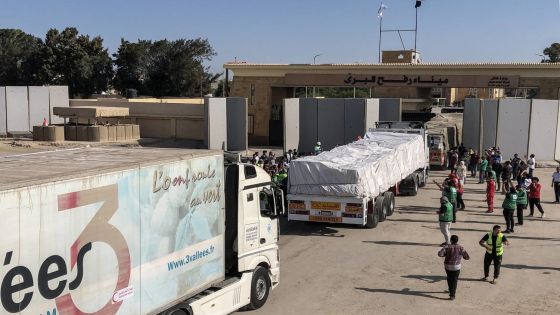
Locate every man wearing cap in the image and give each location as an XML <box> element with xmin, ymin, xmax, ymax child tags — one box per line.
<box><xmin>438</xmin><ymin>196</ymin><xmax>454</xmax><ymax>246</ymax></box>
<box><xmin>479</xmin><ymin>225</ymin><xmax>510</xmax><ymax>284</ymax></box>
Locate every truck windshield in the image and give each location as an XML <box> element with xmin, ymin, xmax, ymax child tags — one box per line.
<box><xmin>259</xmin><ymin>190</ymin><xmax>274</xmax><ymax>215</ymax></box>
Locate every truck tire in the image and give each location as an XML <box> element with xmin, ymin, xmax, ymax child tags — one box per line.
<box><xmin>366</xmin><ymin>197</ymin><xmax>383</xmax><ymax>228</ymax></box>
<box><xmin>409</xmin><ymin>176</ymin><xmax>419</xmax><ymax>196</ymax></box>
<box><xmin>248</xmin><ymin>266</ymin><xmax>271</xmax><ymax>310</ymax></box>
<box><xmin>379</xmin><ymin>197</ymin><xmax>387</xmax><ymax>222</ymax></box>
<box><xmin>383</xmin><ymin>191</ymin><xmax>395</xmax><ymax>216</ymax></box>
<box><xmin>164</xmin><ymin>304</ymin><xmax>193</xmax><ymax>315</ymax></box>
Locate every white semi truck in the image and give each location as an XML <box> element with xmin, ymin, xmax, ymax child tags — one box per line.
<box><xmin>0</xmin><ymin>147</ymin><xmax>283</xmax><ymax>315</ymax></box>
<box><xmin>287</xmin><ymin>125</ymin><xmax>427</xmax><ymax>228</ymax></box>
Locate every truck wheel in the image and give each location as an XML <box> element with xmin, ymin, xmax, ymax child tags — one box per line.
<box><xmin>366</xmin><ymin>197</ymin><xmax>383</xmax><ymax>228</ymax></box>
<box><xmin>419</xmin><ymin>171</ymin><xmax>427</xmax><ymax>187</ymax></box>
<box><xmin>248</xmin><ymin>266</ymin><xmax>271</xmax><ymax>310</ymax></box>
<box><xmin>409</xmin><ymin>177</ymin><xmax>419</xmax><ymax>196</ymax></box>
<box><xmin>383</xmin><ymin>192</ymin><xmax>395</xmax><ymax>216</ymax></box>
<box><xmin>165</xmin><ymin>304</ymin><xmax>193</xmax><ymax>315</ymax></box>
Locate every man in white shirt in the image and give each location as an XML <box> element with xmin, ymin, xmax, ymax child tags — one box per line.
<box><xmin>552</xmin><ymin>167</ymin><xmax>560</xmax><ymax>203</ymax></box>
<box><xmin>527</xmin><ymin>154</ymin><xmax>536</xmax><ymax>178</ymax></box>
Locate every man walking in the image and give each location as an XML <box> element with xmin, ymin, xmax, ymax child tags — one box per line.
<box><xmin>438</xmin><ymin>196</ymin><xmax>454</xmax><ymax>246</ymax></box>
<box><xmin>502</xmin><ymin>187</ymin><xmax>517</xmax><ymax>233</ymax></box>
<box><xmin>479</xmin><ymin>156</ymin><xmax>489</xmax><ymax>183</ymax></box>
<box><xmin>516</xmin><ymin>185</ymin><xmax>528</xmax><ymax>226</ymax></box>
<box><xmin>486</xmin><ymin>176</ymin><xmax>496</xmax><ymax>213</ymax></box>
<box><xmin>528</xmin><ymin>177</ymin><xmax>545</xmax><ymax>218</ymax></box>
<box><xmin>479</xmin><ymin>225</ymin><xmax>509</xmax><ymax>284</ymax></box>
<box><xmin>552</xmin><ymin>167</ymin><xmax>560</xmax><ymax>203</ymax></box>
<box><xmin>438</xmin><ymin>235</ymin><xmax>470</xmax><ymax>300</ymax></box>
<box><xmin>527</xmin><ymin>154</ymin><xmax>536</xmax><ymax>178</ymax></box>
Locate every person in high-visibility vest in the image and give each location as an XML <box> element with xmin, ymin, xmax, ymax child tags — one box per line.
<box><xmin>502</xmin><ymin>187</ymin><xmax>518</xmax><ymax>233</ymax></box>
<box><xmin>515</xmin><ymin>184</ymin><xmax>528</xmax><ymax>226</ymax></box>
<box><xmin>479</xmin><ymin>225</ymin><xmax>510</xmax><ymax>284</ymax></box>
<box><xmin>314</xmin><ymin>142</ymin><xmax>322</xmax><ymax>155</ymax></box>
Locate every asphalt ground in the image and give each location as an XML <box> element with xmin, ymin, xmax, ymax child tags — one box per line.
<box><xmin>248</xmin><ymin>168</ymin><xmax>560</xmax><ymax>315</ymax></box>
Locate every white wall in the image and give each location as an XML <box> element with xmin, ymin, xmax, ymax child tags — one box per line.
<box><xmin>204</xmin><ymin>98</ymin><xmax>227</xmax><ymax>150</ymax></box>
<box><xmin>496</xmin><ymin>99</ymin><xmax>531</xmax><ymax>159</ymax></box>
<box><xmin>0</xmin><ymin>87</ymin><xmax>6</xmax><ymax>135</ymax></box>
<box><xmin>283</xmin><ymin>98</ymin><xmax>300</xmax><ymax>152</ymax></box>
<box><xmin>529</xmin><ymin>99</ymin><xmax>559</xmax><ymax>160</ymax></box>
<box><xmin>28</xmin><ymin>86</ymin><xmax>50</xmax><ymax>129</ymax></box>
<box><xmin>6</xmin><ymin>86</ymin><xmax>29</xmax><ymax>133</ymax></box>
<box><xmin>365</xmin><ymin>98</ymin><xmax>380</xmax><ymax>131</ymax></box>
<box><xmin>49</xmin><ymin>86</ymin><xmax>69</xmax><ymax>124</ymax></box>
<box><xmin>481</xmin><ymin>99</ymin><xmax>498</xmax><ymax>150</ymax></box>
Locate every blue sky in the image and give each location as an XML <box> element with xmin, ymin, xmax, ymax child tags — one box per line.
<box><xmin>1</xmin><ymin>0</ymin><xmax>559</xmax><ymax>73</ymax></box>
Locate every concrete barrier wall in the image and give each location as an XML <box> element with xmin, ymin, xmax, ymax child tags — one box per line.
<box><xmin>204</xmin><ymin>98</ymin><xmax>227</xmax><ymax>150</ymax></box>
<box><xmin>463</xmin><ymin>98</ymin><xmax>481</xmax><ymax>150</ymax></box>
<box><xmin>28</xmin><ymin>86</ymin><xmax>50</xmax><ymax>129</ymax></box>
<box><xmin>6</xmin><ymin>86</ymin><xmax>29</xmax><ymax>133</ymax></box>
<box><xmin>299</xmin><ymin>98</ymin><xmax>318</xmax><ymax>153</ymax></box>
<box><xmin>379</xmin><ymin>98</ymin><xmax>402</xmax><ymax>121</ymax></box>
<box><xmin>0</xmin><ymin>87</ymin><xmax>6</xmax><ymax>135</ymax></box>
<box><xmin>556</xmin><ymin>107</ymin><xmax>560</xmax><ymax>160</ymax></box>
<box><xmin>528</xmin><ymin>99</ymin><xmax>559</xmax><ymax>160</ymax></box>
<box><xmin>365</xmin><ymin>98</ymin><xmax>380</xmax><ymax>131</ymax></box>
<box><xmin>226</xmin><ymin>98</ymin><xmax>248</xmax><ymax>151</ymax></box>
<box><xmin>49</xmin><ymin>86</ymin><xmax>69</xmax><ymax>124</ymax></box>
<box><xmin>318</xmin><ymin>99</ymin><xmax>345</xmax><ymax>150</ymax></box>
<box><xmin>496</xmin><ymin>99</ymin><xmax>531</xmax><ymax>159</ymax></box>
<box><xmin>344</xmin><ymin>99</ymin><xmax>365</xmax><ymax>144</ymax></box>
<box><xmin>283</xmin><ymin>98</ymin><xmax>300</xmax><ymax>152</ymax></box>
<box><xmin>481</xmin><ymin>99</ymin><xmax>498</xmax><ymax>150</ymax></box>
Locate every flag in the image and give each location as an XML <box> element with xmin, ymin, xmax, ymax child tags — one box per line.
<box><xmin>378</xmin><ymin>2</ymin><xmax>388</xmax><ymax>18</ymax></box>
<box><xmin>415</xmin><ymin>0</ymin><xmax>422</xmax><ymax>8</ymax></box>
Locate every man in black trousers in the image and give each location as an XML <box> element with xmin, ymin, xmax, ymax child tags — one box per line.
<box><xmin>438</xmin><ymin>235</ymin><xmax>470</xmax><ymax>300</ymax></box>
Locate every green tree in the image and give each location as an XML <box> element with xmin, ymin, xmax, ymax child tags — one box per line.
<box><xmin>0</xmin><ymin>29</ymin><xmax>46</xmax><ymax>85</ymax></box>
<box><xmin>541</xmin><ymin>43</ymin><xmax>560</xmax><ymax>63</ymax></box>
<box><xmin>43</xmin><ymin>27</ymin><xmax>113</xmax><ymax>97</ymax></box>
<box><xmin>114</xmin><ymin>38</ymin><xmax>216</xmax><ymax>97</ymax></box>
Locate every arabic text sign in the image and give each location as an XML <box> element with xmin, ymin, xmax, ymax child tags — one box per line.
<box><xmin>284</xmin><ymin>74</ymin><xmax>520</xmax><ymax>88</ymax></box>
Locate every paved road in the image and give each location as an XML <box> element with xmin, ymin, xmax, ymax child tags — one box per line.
<box><xmin>246</xmin><ymin>168</ymin><xmax>560</xmax><ymax>315</ymax></box>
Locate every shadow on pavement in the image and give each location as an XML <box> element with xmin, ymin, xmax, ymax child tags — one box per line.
<box><xmin>388</xmin><ymin>218</ymin><xmax>500</xmax><ymax>225</ymax></box>
<box><xmin>363</xmin><ymin>240</ymin><xmax>439</xmax><ymax>247</ymax></box>
<box><xmin>504</xmin><ymin>235</ymin><xmax>560</xmax><ymax>242</ymax></box>
<box><xmin>279</xmin><ymin>217</ymin><xmax>346</xmax><ymax>237</ymax></box>
<box><xmin>355</xmin><ymin>287</ymin><xmax>449</xmax><ymax>300</ymax></box>
<box><xmin>421</xmin><ymin>225</ymin><xmax>488</xmax><ymax>233</ymax></box>
<box><xmin>501</xmin><ymin>264</ymin><xmax>560</xmax><ymax>271</ymax></box>
<box><xmin>402</xmin><ymin>274</ymin><xmax>484</xmax><ymax>283</ymax></box>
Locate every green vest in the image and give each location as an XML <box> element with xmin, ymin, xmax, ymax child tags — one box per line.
<box><xmin>502</xmin><ymin>192</ymin><xmax>517</xmax><ymax>210</ymax></box>
<box><xmin>516</xmin><ymin>189</ymin><xmax>528</xmax><ymax>205</ymax></box>
<box><xmin>314</xmin><ymin>145</ymin><xmax>322</xmax><ymax>154</ymax></box>
<box><xmin>486</xmin><ymin>232</ymin><xmax>504</xmax><ymax>256</ymax></box>
<box><xmin>445</xmin><ymin>187</ymin><xmax>457</xmax><ymax>203</ymax></box>
<box><xmin>491</xmin><ymin>170</ymin><xmax>497</xmax><ymax>181</ymax></box>
<box><xmin>480</xmin><ymin>160</ymin><xmax>488</xmax><ymax>171</ymax></box>
<box><xmin>439</xmin><ymin>202</ymin><xmax>454</xmax><ymax>222</ymax></box>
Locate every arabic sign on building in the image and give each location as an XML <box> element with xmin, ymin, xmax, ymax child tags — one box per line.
<box><xmin>284</xmin><ymin>74</ymin><xmax>519</xmax><ymax>88</ymax></box>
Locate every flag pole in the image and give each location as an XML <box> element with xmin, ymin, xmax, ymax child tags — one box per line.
<box><xmin>378</xmin><ymin>14</ymin><xmax>383</xmax><ymax>63</ymax></box>
<box><xmin>414</xmin><ymin>6</ymin><xmax>418</xmax><ymax>52</ymax></box>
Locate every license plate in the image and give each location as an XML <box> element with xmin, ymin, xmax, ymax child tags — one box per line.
<box><xmin>320</xmin><ymin>210</ymin><xmax>334</xmax><ymax>216</ymax></box>
<box><xmin>309</xmin><ymin>216</ymin><xmax>343</xmax><ymax>223</ymax></box>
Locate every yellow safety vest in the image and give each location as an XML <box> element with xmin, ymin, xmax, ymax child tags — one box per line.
<box><xmin>486</xmin><ymin>232</ymin><xmax>504</xmax><ymax>256</ymax></box>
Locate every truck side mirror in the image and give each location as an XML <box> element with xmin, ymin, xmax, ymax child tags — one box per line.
<box><xmin>273</xmin><ymin>188</ymin><xmax>285</xmax><ymax>216</ymax></box>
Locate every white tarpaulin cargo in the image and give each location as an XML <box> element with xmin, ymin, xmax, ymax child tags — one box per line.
<box><xmin>288</xmin><ymin>132</ymin><xmax>425</xmax><ymax>198</ymax></box>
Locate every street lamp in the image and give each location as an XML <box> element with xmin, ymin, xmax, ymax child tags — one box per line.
<box><xmin>313</xmin><ymin>54</ymin><xmax>322</xmax><ymax>64</ymax></box>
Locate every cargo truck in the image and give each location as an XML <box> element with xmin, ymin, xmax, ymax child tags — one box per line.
<box><xmin>0</xmin><ymin>147</ymin><xmax>283</xmax><ymax>315</ymax></box>
<box><xmin>287</xmin><ymin>124</ymin><xmax>427</xmax><ymax>228</ymax></box>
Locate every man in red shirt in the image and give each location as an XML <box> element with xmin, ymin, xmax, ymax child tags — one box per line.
<box><xmin>528</xmin><ymin>177</ymin><xmax>545</xmax><ymax>218</ymax></box>
<box><xmin>486</xmin><ymin>176</ymin><xmax>496</xmax><ymax>213</ymax></box>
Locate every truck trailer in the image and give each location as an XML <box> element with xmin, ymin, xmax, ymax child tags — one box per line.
<box><xmin>287</xmin><ymin>126</ymin><xmax>427</xmax><ymax>228</ymax></box>
<box><xmin>0</xmin><ymin>147</ymin><xmax>283</xmax><ymax>315</ymax></box>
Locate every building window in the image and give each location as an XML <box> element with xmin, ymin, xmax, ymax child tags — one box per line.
<box><xmin>248</xmin><ymin>115</ymin><xmax>255</xmax><ymax>135</ymax></box>
<box><xmin>250</xmin><ymin>84</ymin><xmax>255</xmax><ymax>106</ymax></box>
<box><xmin>468</xmin><ymin>88</ymin><xmax>478</xmax><ymax>98</ymax></box>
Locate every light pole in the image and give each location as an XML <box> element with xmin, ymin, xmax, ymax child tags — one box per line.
<box><xmin>313</xmin><ymin>54</ymin><xmax>322</xmax><ymax>97</ymax></box>
<box><xmin>313</xmin><ymin>54</ymin><xmax>322</xmax><ymax>65</ymax></box>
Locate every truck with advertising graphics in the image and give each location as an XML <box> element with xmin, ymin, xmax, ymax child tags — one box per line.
<box><xmin>287</xmin><ymin>124</ymin><xmax>427</xmax><ymax>228</ymax></box>
<box><xmin>0</xmin><ymin>147</ymin><xmax>283</xmax><ymax>315</ymax></box>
